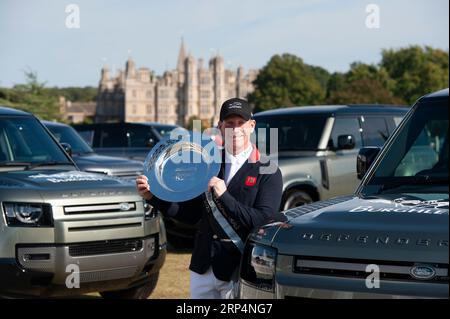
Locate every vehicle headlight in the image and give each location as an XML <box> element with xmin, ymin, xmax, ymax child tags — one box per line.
<box><xmin>2</xmin><ymin>203</ymin><xmax>53</xmax><ymax>227</ymax></box>
<box><xmin>143</xmin><ymin>201</ymin><xmax>158</xmax><ymax>220</ymax></box>
<box><xmin>240</xmin><ymin>242</ymin><xmax>277</xmax><ymax>291</ymax></box>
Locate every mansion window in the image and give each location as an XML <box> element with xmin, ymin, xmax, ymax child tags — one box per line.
<box><xmin>159</xmin><ymin>90</ymin><xmax>168</xmax><ymax>98</ymax></box>
<box><xmin>201</xmin><ymin>90</ymin><xmax>210</xmax><ymax>99</ymax></box>
<box><xmin>201</xmin><ymin>77</ymin><xmax>210</xmax><ymax>85</ymax></box>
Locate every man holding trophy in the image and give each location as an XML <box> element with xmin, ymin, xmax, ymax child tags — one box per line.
<box><xmin>136</xmin><ymin>98</ymin><xmax>283</xmax><ymax>299</ymax></box>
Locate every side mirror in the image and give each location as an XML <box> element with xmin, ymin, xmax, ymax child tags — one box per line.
<box><xmin>357</xmin><ymin>147</ymin><xmax>381</xmax><ymax>180</ymax></box>
<box><xmin>337</xmin><ymin>134</ymin><xmax>356</xmax><ymax>150</ymax></box>
<box><xmin>60</xmin><ymin>142</ymin><xmax>73</xmax><ymax>157</ymax></box>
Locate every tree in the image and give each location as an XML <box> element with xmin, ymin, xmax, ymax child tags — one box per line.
<box><xmin>248</xmin><ymin>54</ymin><xmax>328</xmax><ymax>112</ymax></box>
<box><xmin>327</xmin><ymin>63</ymin><xmax>405</xmax><ymax>105</ymax></box>
<box><xmin>47</xmin><ymin>86</ymin><xmax>98</xmax><ymax>102</ymax></box>
<box><xmin>381</xmin><ymin>46</ymin><xmax>449</xmax><ymax>104</ymax></box>
<box><xmin>327</xmin><ymin>77</ymin><xmax>404</xmax><ymax>105</ymax></box>
<box><xmin>308</xmin><ymin>65</ymin><xmax>331</xmax><ymax>90</ymax></box>
<box><xmin>8</xmin><ymin>69</ymin><xmax>62</xmax><ymax>121</ymax></box>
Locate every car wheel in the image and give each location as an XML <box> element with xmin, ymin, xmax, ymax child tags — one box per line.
<box><xmin>283</xmin><ymin>189</ymin><xmax>313</xmax><ymax>210</ymax></box>
<box><xmin>99</xmin><ymin>272</ymin><xmax>159</xmax><ymax>299</ymax></box>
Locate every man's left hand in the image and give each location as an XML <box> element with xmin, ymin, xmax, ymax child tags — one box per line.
<box><xmin>208</xmin><ymin>177</ymin><xmax>227</xmax><ymax>198</ymax></box>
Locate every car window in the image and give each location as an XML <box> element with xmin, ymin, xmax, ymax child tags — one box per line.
<box><xmin>47</xmin><ymin>125</ymin><xmax>93</xmax><ymax>154</ymax></box>
<box><xmin>153</xmin><ymin>125</ymin><xmax>178</xmax><ymax>138</ymax></box>
<box><xmin>100</xmin><ymin>126</ymin><xmax>127</xmax><ymax>147</ymax></box>
<box><xmin>127</xmin><ymin>126</ymin><xmax>157</xmax><ymax>147</ymax></box>
<box><xmin>385</xmin><ymin>115</ymin><xmax>404</xmax><ymax>135</ymax></box>
<box><xmin>0</xmin><ymin>117</ymin><xmax>69</xmax><ymax>163</ymax></box>
<box><xmin>77</xmin><ymin>129</ymin><xmax>95</xmax><ymax>147</ymax></box>
<box><xmin>360</xmin><ymin>116</ymin><xmax>389</xmax><ymax>147</ymax></box>
<box><xmin>329</xmin><ymin>117</ymin><xmax>362</xmax><ymax>150</ymax></box>
<box><xmin>364</xmin><ymin>101</ymin><xmax>448</xmax><ymax>196</ymax></box>
<box><xmin>393</xmin><ymin>116</ymin><xmax>403</xmax><ymax>127</ymax></box>
<box><xmin>255</xmin><ymin>115</ymin><xmax>328</xmax><ymax>151</ymax></box>
<box><xmin>394</xmin><ymin>119</ymin><xmax>447</xmax><ymax>177</ymax></box>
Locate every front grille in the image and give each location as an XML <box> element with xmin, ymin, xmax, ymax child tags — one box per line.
<box><xmin>80</xmin><ymin>266</ymin><xmax>138</xmax><ymax>283</ymax></box>
<box><xmin>293</xmin><ymin>255</ymin><xmax>449</xmax><ymax>283</ymax></box>
<box><xmin>64</xmin><ymin>202</ymin><xmax>136</xmax><ymax>215</ymax></box>
<box><xmin>69</xmin><ymin>238</ymin><xmax>143</xmax><ymax>257</ymax></box>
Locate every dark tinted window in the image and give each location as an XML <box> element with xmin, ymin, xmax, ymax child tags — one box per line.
<box><xmin>99</xmin><ymin>126</ymin><xmax>127</xmax><ymax>147</ymax></box>
<box><xmin>77</xmin><ymin>129</ymin><xmax>95</xmax><ymax>146</ymax></box>
<box><xmin>255</xmin><ymin>115</ymin><xmax>328</xmax><ymax>151</ymax></box>
<box><xmin>127</xmin><ymin>126</ymin><xmax>157</xmax><ymax>147</ymax></box>
<box><xmin>153</xmin><ymin>124</ymin><xmax>178</xmax><ymax>138</ymax></box>
<box><xmin>329</xmin><ymin>117</ymin><xmax>362</xmax><ymax>149</ymax></box>
<box><xmin>386</xmin><ymin>115</ymin><xmax>404</xmax><ymax>134</ymax></box>
<box><xmin>361</xmin><ymin>117</ymin><xmax>389</xmax><ymax>147</ymax></box>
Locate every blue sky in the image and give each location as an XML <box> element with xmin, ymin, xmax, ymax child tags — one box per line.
<box><xmin>0</xmin><ymin>0</ymin><xmax>448</xmax><ymax>87</ymax></box>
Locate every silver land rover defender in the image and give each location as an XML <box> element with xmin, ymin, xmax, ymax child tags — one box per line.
<box><xmin>239</xmin><ymin>89</ymin><xmax>448</xmax><ymax>299</ymax></box>
<box><xmin>0</xmin><ymin>106</ymin><xmax>166</xmax><ymax>298</ymax></box>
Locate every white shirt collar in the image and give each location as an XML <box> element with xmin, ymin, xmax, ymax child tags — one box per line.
<box><xmin>224</xmin><ymin>144</ymin><xmax>253</xmax><ymax>164</ymax></box>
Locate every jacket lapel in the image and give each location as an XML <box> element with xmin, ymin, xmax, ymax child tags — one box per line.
<box><xmin>226</xmin><ymin>160</ymin><xmax>253</xmax><ymax>193</ymax></box>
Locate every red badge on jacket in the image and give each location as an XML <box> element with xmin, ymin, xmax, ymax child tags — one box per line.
<box><xmin>245</xmin><ymin>176</ymin><xmax>257</xmax><ymax>187</ymax></box>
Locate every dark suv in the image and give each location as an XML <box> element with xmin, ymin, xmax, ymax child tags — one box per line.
<box><xmin>239</xmin><ymin>90</ymin><xmax>448</xmax><ymax>299</ymax></box>
<box><xmin>73</xmin><ymin>122</ymin><xmax>182</xmax><ymax>162</ymax></box>
<box><xmin>254</xmin><ymin>104</ymin><xmax>408</xmax><ymax>210</ymax></box>
<box><xmin>43</xmin><ymin>121</ymin><xmax>143</xmax><ymax>180</ymax></box>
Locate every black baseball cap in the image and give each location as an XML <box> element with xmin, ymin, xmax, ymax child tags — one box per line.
<box><xmin>219</xmin><ymin>98</ymin><xmax>253</xmax><ymax>121</ymax></box>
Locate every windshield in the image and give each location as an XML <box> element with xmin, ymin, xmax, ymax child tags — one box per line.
<box><xmin>255</xmin><ymin>115</ymin><xmax>328</xmax><ymax>151</ymax></box>
<box><xmin>362</xmin><ymin>100</ymin><xmax>448</xmax><ymax>195</ymax></box>
<box><xmin>46</xmin><ymin>124</ymin><xmax>94</xmax><ymax>154</ymax></box>
<box><xmin>0</xmin><ymin>116</ymin><xmax>72</xmax><ymax>167</ymax></box>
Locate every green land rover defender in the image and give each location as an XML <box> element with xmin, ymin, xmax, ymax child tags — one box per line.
<box><xmin>239</xmin><ymin>89</ymin><xmax>448</xmax><ymax>299</ymax></box>
<box><xmin>0</xmin><ymin>106</ymin><xmax>166</xmax><ymax>298</ymax></box>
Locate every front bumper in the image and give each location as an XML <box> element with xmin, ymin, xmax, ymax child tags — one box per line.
<box><xmin>240</xmin><ymin>278</ymin><xmax>449</xmax><ymax>299</ymax></box>
<box><xmin>239</xmin><ymin>255</ymin><xmax>449</xmax><ymax>299</ymax></box>
<box><xmin>0</xmin><ymin>235</ymin><xmax>166</xmax><ymax>297</ymax></box>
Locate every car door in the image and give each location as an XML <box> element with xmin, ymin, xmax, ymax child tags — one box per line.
<box><xmin>325</xmin><ymin>116</ymin><xmax>363</xmax><ymax>197</ymax></box>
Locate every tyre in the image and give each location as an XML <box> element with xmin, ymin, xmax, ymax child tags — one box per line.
<box><xmin>282</xmin><ymin>189</ymin><xmax>313</xmax><ymax>210</ymax></box>
<box><xmin>99</xmin><ymin>272</ymin><xmax>159</xmax><ymax>299</ymax></box>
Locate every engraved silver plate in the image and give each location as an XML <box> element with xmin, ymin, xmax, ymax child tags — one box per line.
<box><xmin>143</xmin><ymin>131</ymin><xmax>221</xmax><ymax>202</ymax></box>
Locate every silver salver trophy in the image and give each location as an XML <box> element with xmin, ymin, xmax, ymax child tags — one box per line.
<box><xmin>143</xmin><ymin>130</ymin><xmax>244</xmax><ymax>253</ymax></box>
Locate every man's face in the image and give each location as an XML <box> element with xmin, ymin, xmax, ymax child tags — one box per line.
<box><xmin>218</xmin><ymin>115</ymin><xmax>255</xmax><ymax>154</ymax></box>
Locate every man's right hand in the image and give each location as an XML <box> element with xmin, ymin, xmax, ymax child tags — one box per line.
<box><xmin>136</xmin><ymin>175</ymin><xmax>153</xmax><ymax>201</ymax></box>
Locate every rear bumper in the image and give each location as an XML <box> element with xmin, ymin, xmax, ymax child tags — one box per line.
<box><xmin>0</xmin><ymin>235</ymin><xmax>166</xmax><ymax>297</ymax></box>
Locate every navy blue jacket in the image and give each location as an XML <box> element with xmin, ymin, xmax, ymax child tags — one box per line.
<box><xmin>148</xmin><ymin>152</ymin><xmax>283</xmax><ymax>281</ymax></box>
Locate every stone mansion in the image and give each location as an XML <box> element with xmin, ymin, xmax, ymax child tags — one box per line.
<box><xmin>95</xmin><ymin>40</ymin><xmax>258</xmax><ymax>126</ymax></box>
